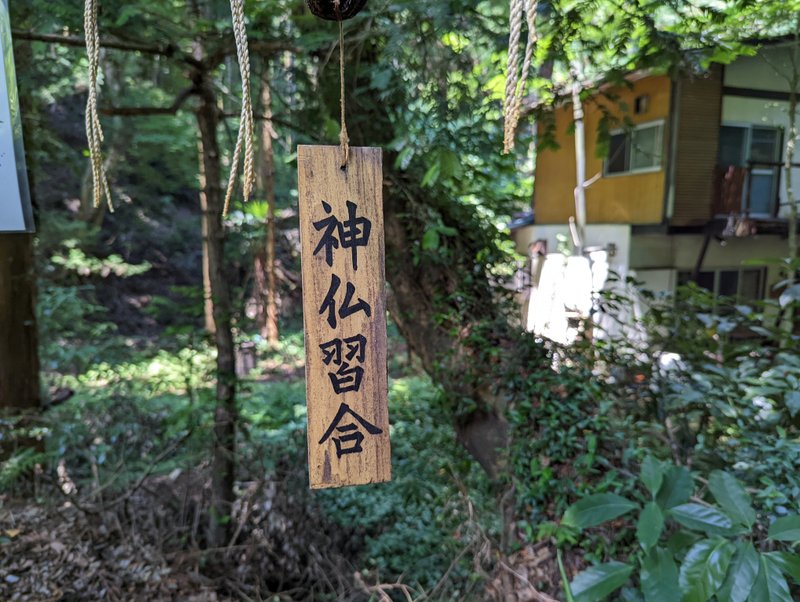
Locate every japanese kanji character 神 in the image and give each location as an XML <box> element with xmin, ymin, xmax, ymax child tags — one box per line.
<box><xmin>339</xmin><ymin>201</ymin><xmax>371</xmax><ymax>270</ymax></box>
<box><xmin>312</xmin><ymin>200</ymin><xmax>371</xmax><ymax>270</ymax></box>
<box><xmin>312</xmin><ymin>201</ymin><xmax>339</xmax><ymax>267</ymax></box>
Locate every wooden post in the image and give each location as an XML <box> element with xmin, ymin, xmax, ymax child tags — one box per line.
<box><xmin>297</xmin><ymin>145</ymin><xmax>391</xmax><ymax>489</ymax></box>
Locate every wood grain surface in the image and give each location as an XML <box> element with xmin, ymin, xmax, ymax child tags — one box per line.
<box><xmin>297</xmin><ymin>145</ymin><xmax>391</xmax><ymax>489</ymax></box>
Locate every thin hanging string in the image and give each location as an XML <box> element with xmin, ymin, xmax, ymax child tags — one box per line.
<box><xmin>222</xmin><ymin>0</ymin><xmax>256</xmax><ymax>217</ymax></box>
<box><xmin>503</xmin><ymin>0</ymin><xmax>538</xmax><ymax>154</ymax></box>
<box><xmin>83</xmin><ymin>0</ymin><xmax>113</xmax><ymax>212</ymax></box>
<box><xmin>335</xmin><ymin>0</ymin><xmax>350</xmax><ymax>167</ymax></box>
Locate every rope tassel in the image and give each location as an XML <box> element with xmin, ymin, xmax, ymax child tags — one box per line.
<box><xmin>223</xmin><ymin>0</ymin><xmax>256</xmax><ymax>217</ymax></box>
<box><xmin>503</xmin><ymin>0</ymin><xmax>538</xmax><ymax>154</ymax></box>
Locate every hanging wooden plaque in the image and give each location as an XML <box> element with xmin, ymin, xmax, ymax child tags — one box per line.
<box><xmin>0</xmin><ymin>0</ymin><xmax>34</xmax><ymax>232</ymax></box>
<box><xmin>298</xmin><ymin>145</ymin><xmax>391</xmax><ymax>489</ymax></box>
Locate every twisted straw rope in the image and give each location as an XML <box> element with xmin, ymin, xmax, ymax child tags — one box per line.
<box><xmin>503</xmin><ymin>0</ymin><xmax>538</xmax><ymax>154</ymax></box>
<box><xmin>334</xmin><ymin>0</ymin><xmax>350</xmax><ymax>167</ymax></box>
<box><xmin>222</xmin><ymin>0</ymin><xmax>256</xmax><ymax>217</ymax></box>
<box><xmin>83</xmin><ymin>0</ymin><xmax>113</xmax><ymax>211</ymax></box>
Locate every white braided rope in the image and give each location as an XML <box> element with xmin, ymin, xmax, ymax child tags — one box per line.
<box><xmin>83</xmin><ymin>0</ymin><xmax>113</xmax><ymax>211</ymax></box>
<box><xmin>223</xmin><ymin>0</ymin><xmax>256</xmax><ymax>217</ymax></box>
<box><xmin>503</xmin><ymin>0</ymin><xmax>538</xmax><ymax>154</ymax></box>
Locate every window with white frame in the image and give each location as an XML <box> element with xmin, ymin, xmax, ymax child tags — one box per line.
<box><xmin>605</xmin><ymin>121</ymin><xmax>664</xmax><ymax>175</ymax></box>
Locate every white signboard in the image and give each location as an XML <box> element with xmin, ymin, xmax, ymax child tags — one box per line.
<box><xmin>0</xmin><ymin>0</ymin><xmax>33</xmax><ymax>232</ymax></box>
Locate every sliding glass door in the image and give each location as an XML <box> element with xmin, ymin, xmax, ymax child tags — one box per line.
<box><xmin>718</xmin><ymin>124</ymin><xmax>782</xmax><ymax>216</ymax></box>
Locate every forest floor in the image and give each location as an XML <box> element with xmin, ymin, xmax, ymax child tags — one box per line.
<box><xmin>1</xmin><ymin>489</ymin><xmax>562</xmax><ymax>602</ymax></box>
<box><xmin>2</xmin><ymin>332</ymin><xmax>565</xmax><ymax>601</ymax></box>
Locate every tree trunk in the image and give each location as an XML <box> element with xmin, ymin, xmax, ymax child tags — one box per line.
<box><xmin>345</xmin><ymin>77</ymin><xmax>517</xmax><ymax>479</ymax></box>
<box><xmin>257</xmin><ymin>66</ymin><xmax>279</xmax><ymax>345</ymax></box>
<box><xmin>2</xmin><ymin>20</ymin><xmax>41</xmax><ymax>423</ymax></box>
<box><xmin>571</xmin><ymin>63</ymin><xmax>587</xmax><ymax>251</ymax></box>
<box><xmin>199</xmin><ymin>136</ymin><xmax>218</xmax><ymax>336</ymax></box>
<box><xmin>382</xmin><ymin>175</ymin><xmax>510</xmax><ymax>478</ymax></box>
<box><xmin>196</xmin><ymin>76</ymin><xmax>238</xmax><ymax>548</ymax></box>
<box><xmin>0</xmin><ymin>234</ymin><xmax>41</xmax><ymax>415</ymax></box>
<box><xmin>784</xmin><ymin>30</ymin><xmax>799</xmax><ymax>338</ymax></box>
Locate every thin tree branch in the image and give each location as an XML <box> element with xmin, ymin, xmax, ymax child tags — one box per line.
<box><xmin>202</xmin><ymin>38</ymin><xmax>300</xmax><ymax>71</ymax></box>
<box><xmin>10</xmin><ymin>29</ymin><xmax>201</xmax><ymax>65</ymax></box>
<box><xmin>220</xmin><ymin>111</ymin><xmax>326</xmax><ymax>142</ymax></box>
<box><xmin>12</xmin><ymin>29</ymin><xmax>299</xmax><ymax>73</ymax></box>
<box><xmin>99</xmin><ymin>86</ymin><xmax>197</xmax><ymax>116</ymax></box>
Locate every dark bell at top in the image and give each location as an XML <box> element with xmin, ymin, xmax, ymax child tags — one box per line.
<box><xmin>305</xmin><ymin>0</ymin><xmax>368</xmax><ymax>20</ymax></box>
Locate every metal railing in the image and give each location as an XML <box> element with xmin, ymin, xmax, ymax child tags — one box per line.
<box><xmin>712</xmin><ymin>161</ymin><xmax>800</xmax><ymax>218</ymax></box>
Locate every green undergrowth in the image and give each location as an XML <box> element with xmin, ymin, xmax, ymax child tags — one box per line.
<box><xmin>16</xmin><ymin>339</ymin><xmax>495</xmax><ymax>598</ymax></box>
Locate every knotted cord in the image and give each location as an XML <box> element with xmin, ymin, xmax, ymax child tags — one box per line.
<box><xmin>503</xmin><ymin>0</ymin><xmax>538</xmax><ymax>154</ymax></box>
<box><xmin>83</xmin><ymin>0</ymin><xmax>113</xmax><ymax>212</ymax></box>
<box><xmin>334</xmin><ymin>0</ymin><xmax>350</xmax><ymax>167</ymax></box>
<box><xmin>222</xmin><ymin>0</ymin><xmax>256</xmax><ymax>217</ymax></box>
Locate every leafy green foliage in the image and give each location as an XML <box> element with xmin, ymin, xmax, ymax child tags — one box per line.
<box><xmin>679</xmin><ymin>538</ymin><xmax>735</xmax><ymax>602</ymax></box>
<box><xmin>708</xmin><ymin>470</ymin><xmax>756</xmax><ymax>529</ymax></box>
<box><xmin>637</xmin><ymin>503</ymin><xmax>665</xmax><ymax>551</ymax></box>
<box><xmin>641</xmin><ymin>547</ymin><xmax>680</xmax><ymax>602</ymax></box>
<box><xmin>562</xmin><ymin>494</ymin><xmax>639</xmax><ymax>529</ymax></box>
<box><xmin>37</xmin><ymin>338</ymin><xmax>495</xmax><ymax>598</ymax></box>
<box><xmin>593</xmin><ymin>280</ymin><xmax>800</xmax><ymax>518</ymax></box>
<box><xmin>0</xmin><ymin>447</ymin><xmax>47</xmax><ymax>491</ymax></box>
<box><xmin>749</xmin><ymin>554</ymin><xmax>793</xmax><ymax>602</ymax></box>
<box><xmin>719</xmin><ymin>542</ymin><xmax>760</xmax><ymax>602</ymax></box>
<box><xmin>315</xmin><ymin>376</ymin><xmax>496</xmax><ymax>594</ymax></box>
<box><xmin>561</xmin><ymin>463</ymin><xmax>800</xmax><ymax>602</ymax></box>
<box><xmin>571</xmin><ymin>561</ymin><xmax>634</xmax><ymax>602</ymax></box>
<box><xmin>507</xmin><ymin>336</ymin><xmax>630</xmax><ymax>540</ymax></box>
<box><xmin>769</xmin><ymin>516</ymin><xmax>800</xmax><ymax>542</ymax></box>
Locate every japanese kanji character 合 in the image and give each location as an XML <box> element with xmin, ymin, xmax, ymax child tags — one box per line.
<box><xmin>319</xmin><ymin>402</ymin><xmax>383</xmax><ymax>458</ymax></box>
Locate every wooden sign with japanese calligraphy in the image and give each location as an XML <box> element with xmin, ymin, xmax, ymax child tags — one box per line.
<box><xmin>298</xmin><ymin>145</ymin><xmax>391</xmax><ymax>489</ymax></box>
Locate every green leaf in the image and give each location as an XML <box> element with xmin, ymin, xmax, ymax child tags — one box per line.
<box><xmin>656</xmin><ymin>465</ymin><xmax>693</xmax><ymax>510</ymax></box>
<box><xmin>669</xmin><ymin>503</ymin><xmax>734</xmax><ymax>535</ymax></box>
<box><xmin>764</xmin><ymin>552</ymin><xmax>800</xmax><ymax>584</ymax></box>
<box><xmin>637</xmin><ymin>502</ymin><xmax>665</xmax><ymax>550</ymax></box>
<box><xmin>421</xmin><ymin>228</ymin><xmax>440</xmax><ymax>251</ymax></box>
<box><xmin>768</xmin><ymin>515</ymin><xmax>800</xmax><ymax>542</ymax></box>
<box><xmin>707</xmin><ymin>471</ymin><xmax>756</xmax><ymax>528</ymax></box>
<box><xmin>420</xmin><ymin>159</ymin><xmax>440</xmax><ymax>187</ymax></box>
<box><xmin>678</xmin><ymin>537</ymin><xmax>735</xmax><ymax>602</ymax></box>
<box><xmin>620</xmin><ymin>588</ymin><xmax>644</xmax><ymax>602</ymax></box>
<box><xmin>779</xmin><ymin>284</ymin><xmax>800</xmax><ymax>308</ymax></box>
<box><xmin>641</xmin><ymin>456</ymin><xmax>665</xmax><ymax>497</ymax></box>
<box><xmin>786</xmin><ymin>391</ymin><xmax>800</xmax><ymax>418</ymax></box>
<box><xmin>562</xmin><ymin>494</ymin><xmax>639</xmax><ymax>529</ymax></box>
<box><xmin>641</xmin><ymin>548</ymin><xmax>680</xmax><ymax>602</ymax></box>
<box><xmin>718</xmin><ymin>542</ymin><xmax>759</xmax><ymax>602</ymax></box>
<box><xmin>438</xmin><ymin>148</ymin><xmax>461</xmax><ymax>180</ymax></box>
<box><xmin>571</xmin><ymin>561</ymin><xmax>633</xmax><ymax>602</ymax></box>
<box><xmin>666</xmin><ymin>529</ymin><xmax>701</xmax><ymax>556</ymax></box>
<box><xmin>748</xmin><ymin>555</ymin><xmax>793</xmax><ymax>602</ymax></box>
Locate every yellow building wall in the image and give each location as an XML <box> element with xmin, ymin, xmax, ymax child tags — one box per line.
<box><xmin>535</xmin><ymin>75</ymin><xmax>672</xmax><ymax>225</ymax></box>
